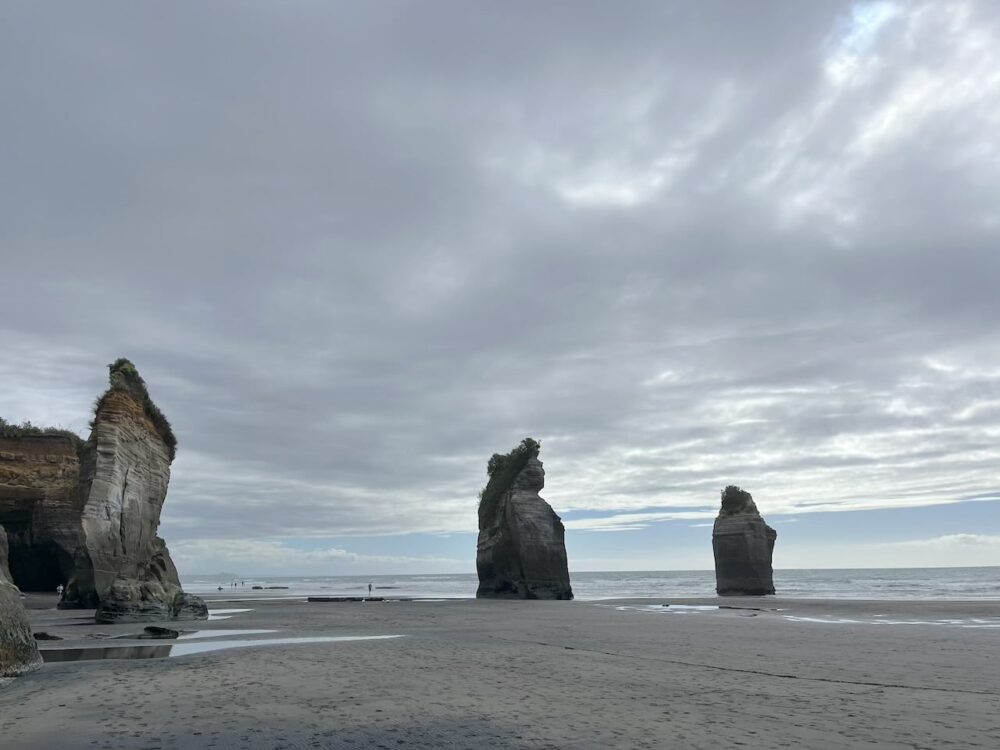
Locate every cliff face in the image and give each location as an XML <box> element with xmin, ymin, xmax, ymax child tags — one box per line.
<box><xmin>0</xmin><ymin>528</ymin><xmax>42</xmax><ymax>677</ymax></box>
<box><xmin>712</xmin><ymin>486</ymin><xmax>776</xmax><ymax>596</ymax></box>
<box><xmin>476</xmin><ymin>440</ymin><xmax>573</xmax><ymax>600</ymax></box>
<box><xmin>0</xmin><ymin>434</ymin><xmax>83</xmax><ymax>591</ymax></box>
<box><xmin>1</xmin><ymin>359</ymin><xmax>205</xmax><ymax>623</ymax></box>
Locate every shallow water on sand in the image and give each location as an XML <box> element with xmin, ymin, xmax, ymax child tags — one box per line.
<box><xmin>782</xmin><ymin>615</ymin><xmax>1000</xmax><ymax>628</ymax></box>
<box><xmin>609</xmin><ymin>603</ymin><xmax>1000</xmax><ymax>629</ymax></box>
<box><xmin>206</xmin><ymin>608</ymin><xmax>254</xmax><ymax>620</ymax></box>
<box><xmin>41</xmin><ymin>634</ymin><xmax>404</xmax><ymax>662</ymax></box>
<box><xmin>176</xmin><ymin>628</ymin><xmax>277</xmax><ymax>639</ymax></box>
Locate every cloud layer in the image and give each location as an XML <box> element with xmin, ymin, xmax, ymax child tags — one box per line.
<box><xmin>1</xmin><ymin>2</ymin><xmax>999</xmax><ymax>565</ymax></box>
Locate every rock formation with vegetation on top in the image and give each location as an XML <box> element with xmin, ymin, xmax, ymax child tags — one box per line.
<box><xmin>0</xmin><ymin>359</ymin><xmax>206</xmax><ymax>624</ymax></box>
<box><xmin>712</xmin><ymin>485</ymin><xmax>776</xmax><ymax>596</ymax></box>
<box><xmin>476</xmin><ymin>438</ymin><xmax>573</xmax><ymax>600</ymax></box>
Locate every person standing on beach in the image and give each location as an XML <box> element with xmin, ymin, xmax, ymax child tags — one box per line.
<box><xmin>368</xmin><ymin>583</ymin><xmax>373</xmax><ymax>596</ymax></box>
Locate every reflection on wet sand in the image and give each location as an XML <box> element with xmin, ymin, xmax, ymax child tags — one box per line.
<box><xmin>41</xmin><ymin>634</ymin><xmax>404</xmax><ymax>662</ymax></box>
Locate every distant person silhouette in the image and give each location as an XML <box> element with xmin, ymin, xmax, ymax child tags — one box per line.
<box><xmin>368</xmin><ymin>583</ymin><xmax>373</xmax><ymax>596</ymax></box>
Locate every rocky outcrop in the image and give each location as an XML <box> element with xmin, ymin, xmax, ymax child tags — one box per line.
<box><xmin>95</xmin><ymin>578</ymin><xmax>207</xmax><ymax>624</ymax></box>
<box><xmin>476</xmin><ymin>439</ymin><xmax>573</xmax><ymax>600</ymax></box>
<box><xmin>0</xmin><ymin>359</ymin><xmax>206</xmax><ymax>624</ymax></box>
<box><xmin>712</xmin><ymin>486</ymin><xmax>776</xmax><ymax>596</ymax></box>
<box><xmin>0</xmin><ymin>528</ymin><xmax>42</xmax><ymax>677</ymax></box>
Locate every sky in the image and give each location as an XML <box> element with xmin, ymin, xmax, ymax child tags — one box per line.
<box><xmin>2</xmin><ymin>1</ymin><xmax>999</xmax><ymax>575</ymax></box>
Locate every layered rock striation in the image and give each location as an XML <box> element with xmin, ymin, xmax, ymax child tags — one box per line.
<box><xmin>0</xmin><ymin>359</ymin><xmax>206</xmax><ymax>623</ymax></box>
<box><xmin>476</xmin><ymin>439</ymin><xmax>573</xmax><ymax>600</ymax></box>
<box><xmin>0</xmin><ymin>430</ymin><xmax>83</xmax><ymax>591</ymax></box>
<box><xmin>712</xmin><ymin>485</ymin><xmax>776</xmax><ymax>596</ymax></box>
<box><xmin>0</xmin><ymin>528</ymin><xmax>42</xmax><ymax>677</ymax></box>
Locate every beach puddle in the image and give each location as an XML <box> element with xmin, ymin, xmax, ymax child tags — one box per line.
<box><xmin>176</xmin><ymin>629</ymin><xmax>277</xmax><ymax>639</ymax></box>
<box><xmin>41</xmin><ymin>634</ymin><xmax>404</xmax><ymax>663</ymax></box>
<box><xmin>784</xmin><ymin>615</ymin><xmax>1000</xmax><ymax>629</ymax></box>
<box><xmin>207</xmin><ymin>608</ymin><xmax>253</xmax><ymax>621</ymax></box>
<box><xmin>43</xmin><ymin>644</ymin><xmax>172</xmax><ymax>662</ymax></box>
<box><xmin>615</xmin><ymin>604</ymin><xmax>721</xmax><ymax>614</ymax></box>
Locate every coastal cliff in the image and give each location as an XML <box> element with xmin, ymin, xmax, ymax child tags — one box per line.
<box><xmin>0</xmin><ymin>359</ymin><xmax>205</xmax><ymax>623</ymax></box>
<box><xmin>0</xmin><ymin>430</ymin><xmax>83</xmax><ymax>591</ymax></box>
<box><xmin>0</xmin><ymin>528</ymin><xmax>42</xmax><ymax>677</ymax></box>
<box><xmin>712</xmin><ymin>485</ymin><xmax>776</xmax><ymax>596</ymax></box>
<box><xmin>476</xmin><ymin>439</ymin><xmax>573</xmax><ymax>600</ymax></box>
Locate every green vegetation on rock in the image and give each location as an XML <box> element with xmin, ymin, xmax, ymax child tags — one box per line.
<box><xmin>719</xmin><ymin>485</ymin><xmax>758</xmax><ymax>516</ymax></box>
<box><xmin>92</xmin><ymin>358</ymin><xmax>177</xmax><ymax>460</ymax></box>
<box><xmin>0</xmin><ymin>417</ymin><xmax>81</xmax><ymax>445</ymax></box>
<box><xmin>478</xmin><ymin>438</ymin><xmax>541</xmax><ymax>520</ymax></box>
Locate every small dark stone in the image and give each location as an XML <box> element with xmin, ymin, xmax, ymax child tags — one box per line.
<box><xmin>138</xmin><ymin>626</ymin><xmax>179</xmax><ymax>639</ymax></box>
<box><xmin>32</xmin><ymin>631</ymin><xmax>63</xmax><ymax>641</ymax></box>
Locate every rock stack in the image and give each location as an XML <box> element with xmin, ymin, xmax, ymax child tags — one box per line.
<box><xmin>0</xmin><ymin>359</ymin><xmax>207</xmax><ymax>624</ymax></box>
<box><xmin>0</xmin><ymin>528</ymin><xmax>42</xmax><ymax>677</ymax></box>
<box><xmin>712</xmin><ymin>485</ymin><xmax>776</xmax><ymax>595</ymax></box>
<box><xmin>476</xmin><ymin>438</ymin><xmax>573</xmax><ymax>600</ymax></box>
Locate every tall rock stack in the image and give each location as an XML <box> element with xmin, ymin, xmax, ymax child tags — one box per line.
<box><xmin>0</xmin><ymin>528</ymin><xmax>42</xmax><ymax>677</ymax></box>
<box><xmin>60</xmin><ymin>360</ymin><xmax>206</xmax><ymax>622</ymax></box>
<box><xmin>476</xmin><ymin>438</ymin><xmax>573</xmax><ymax>600</ymax></box>
<box><xmin>0</xmin><ymin>359</ymin><xmax>207</xmax><ymax>624</ymax></box>
<box><xmin>712</xmin><ymin>485</ymin><xmax>776</xmax><ymax>596</ymax></box>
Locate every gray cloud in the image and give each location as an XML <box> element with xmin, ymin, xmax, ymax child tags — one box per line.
<box><xmin>1</xmin><ymin>1</ymin><xmax>998</xmax><ymax>549</ymax></box>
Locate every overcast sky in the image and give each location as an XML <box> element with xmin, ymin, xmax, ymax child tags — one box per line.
<box><xmin>2</xmin><ymin>1</ymin><xmax>999</xmax><ymax>575</ymax></box>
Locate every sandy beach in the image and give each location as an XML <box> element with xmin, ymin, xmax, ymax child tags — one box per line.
<box><xmin>2</xmin><ymin>595</ymin><xmax>998</xmax><ymax>749</ymax></box>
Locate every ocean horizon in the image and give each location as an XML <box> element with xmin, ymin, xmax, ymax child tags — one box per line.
<box><xmin>182</xmin><ymin>565</ymin><xmax>1000</xmax><ymax>601</ymax></box>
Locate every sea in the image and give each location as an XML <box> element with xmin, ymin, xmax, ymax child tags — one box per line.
<box><xmin>182</xmin><ymin>567</ymin><xmax>1000</xmax><ymax>601</ymax></box>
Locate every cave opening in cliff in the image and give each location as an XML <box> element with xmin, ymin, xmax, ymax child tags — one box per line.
<box><xmin>4</xmin><ymin>528</ymin><xmax>69</xmax><ymax>592</ymax></box>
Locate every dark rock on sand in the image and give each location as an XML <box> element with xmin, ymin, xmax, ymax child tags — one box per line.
<box><xmin>0</xmin><ymin>528</ymin><xmax>42</xmax><ymax>676</ymax></box>
<box><xmin>32</xmin><ymin>632</ymin><xmax>62</xmax><ymax>641</ymax></box>
<box><xmin>712</xmin><ymin>486</ymin><xmax>776</xmax><ymax>596</ymax></box>
<box><xmin>171</xmin><ymin>593</ymin><xmax>209</xmax><ymax>621</ymax></box>
<box><xmin>95</xmin><ymin>582</ymin><xmax>209</xmax><ymax>624</ymax></box>
<box><xmin>138</xmin><ymin>626</ymin><xmax>179</xmax><ymax>639</ymax></box>
<box><xmin>476</xmin><ymin>438</ymin><xmax>573</xmax><ymax>600</ymax></box>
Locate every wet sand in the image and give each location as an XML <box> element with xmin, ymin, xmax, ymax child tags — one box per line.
<box><xmin>3</xmin><ymin>595</ymin><xmax>1000</xmax><ymax>749</ymax></box>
